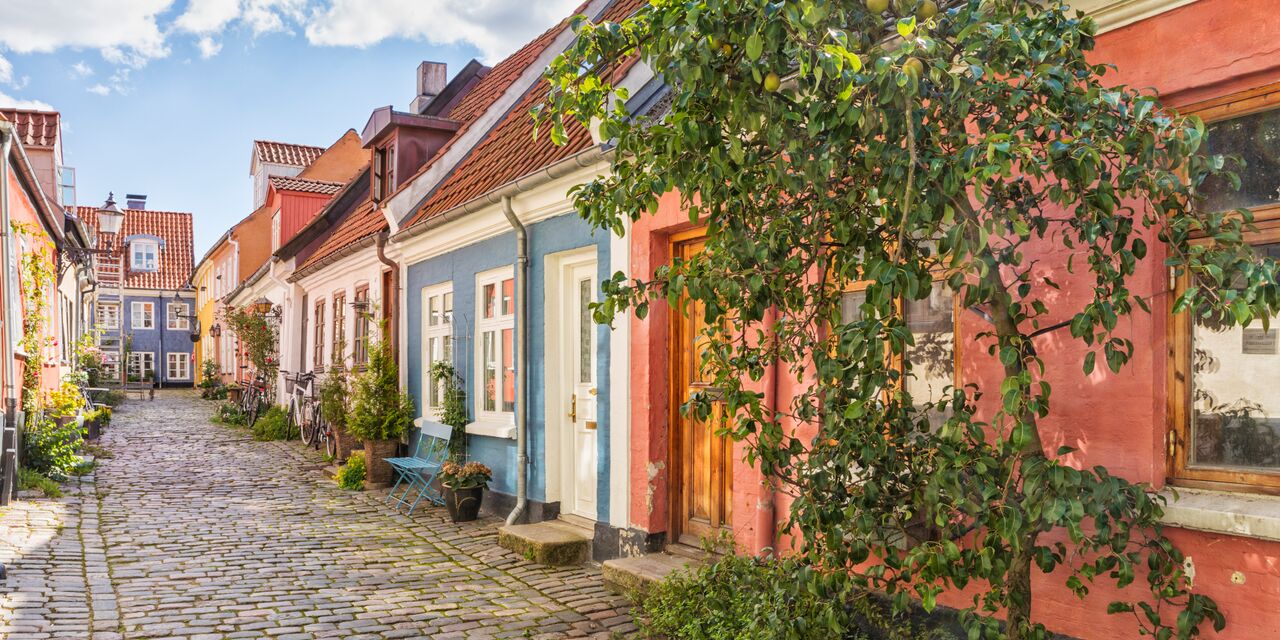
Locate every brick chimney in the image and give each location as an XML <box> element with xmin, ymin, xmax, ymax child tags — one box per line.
<box><xmin>125</xmin><ymin>193</ymin><xmax>147</xmax><ymax>210</ymax></box>
<box><xmin>410</xmin><ymin>61</ymin><xmax>447</xmax><ymax>114</ymax></box>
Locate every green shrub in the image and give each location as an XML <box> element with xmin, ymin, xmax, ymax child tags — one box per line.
<box><xmin>250</xmin><ymin>406</ymin><xmax>293</xmax><ymax>441</ymax></box>
<box><xmin>213</xmin><ymin>402</ymin><xmax>246</xmax><ymax>426</ymax></box>
<box><xmin>348</xmin><ymin>336</ymin><xmax>414</xmax><ymax>442</ymax></box>
<box><xmin>20</xmin><ymin>415</ymin><xmax>84</xmax><ymax>478</ymax></box>
<box><xmin>17</xmin><ymin>468</ymin><xmax>62</xmax><ymax>498</ymax></box>
<box><xmin>319</xmin><ymin>365</ymin><xmax>351</xmax><ymax>433</ymax></box>
<box><xmin>335</xmin><ymin>454</ymin><xmax>366</xmax><ymax>490</ymax></box>
<box><xmin>639</xmin><ymin>554</ymin><xmax>886</xmax><ymax>640</ymax></box>
<box><xmin>98</xmin><ymin>390</ymin><xmax>127</xmax><ymax>407</ymax></box>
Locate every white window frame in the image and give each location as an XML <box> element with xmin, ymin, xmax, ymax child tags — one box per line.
<box><xmin>127</xmin><ymin>351</ymin><xmax>155</xmax><ymax>380</ymax></box>
<box><xmin>474</xmin><ymin>267</ymin><xmax>516</xmax><ymax>429</ymax></box>
<box><xmin>97</xmin><ymin>302</ymin><xmax>120</xmax><ymax>330</ymax></box>
<box><xmin>421</xmin><ymin>282</ymin><xmax>454</xmax><ymax>416</ymax></box>
<box><xmin>167</xmin><ymin>352</ymin><xmax>190</xmax><ymax>380</ymax></box>
<box><xmin>131</xmin><ymin>240</ymin><xmax>158</xmax><ymax>271</ymax></box>
<box><xmin>131</xmin><ymin>301</ymin><xmax>155</xmax><ymax>330</ymax></box>
<box><xmin>167</xmin><ymin>302</ymin><xmax>190</xmax><ymax>330</ymax></box>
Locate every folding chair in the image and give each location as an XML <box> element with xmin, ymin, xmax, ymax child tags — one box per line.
<box><xmin>385</xmin><ymin>419</ymin><xmax>452</xmax><ymax>515</ymax></box>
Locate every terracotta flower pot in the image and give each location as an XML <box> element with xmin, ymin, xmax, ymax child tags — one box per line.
<box><xmin>444</xmin><ymin>486</ymin><xmax>484</xmax><ymax>522</ymax></box>
<box><xmin>333</xmin><ymin>425</ymin><xmax>358</xmax><ymax>463</ymax></box>
<box><xmin>363</xmin><ymin>438</ymin><xmax>399</xmax><ymax>487</ymax></box>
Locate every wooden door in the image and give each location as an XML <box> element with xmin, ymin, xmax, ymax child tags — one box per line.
<box><xmin>671</xmin><ymin>233</ymin><xmax>733</xmax><ymax>546</ymax></box>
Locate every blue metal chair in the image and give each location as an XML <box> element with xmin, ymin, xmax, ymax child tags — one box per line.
<box><xmin>385</xmin><ymin>419</ymin><xmax>452</xmax><ymax>515</ymax></box>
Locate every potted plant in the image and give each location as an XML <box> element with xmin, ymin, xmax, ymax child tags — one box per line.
<box><xmin>347</xmin><ymin>334</ymin><xmax>414</xmax><ymax>486</ymax></box>
<box><xmin>439</xmin><ymin>460</ymin><xmax>491</xmax><ymax>522</ymax></box>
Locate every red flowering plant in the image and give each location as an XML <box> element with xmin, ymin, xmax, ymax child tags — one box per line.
<box><xmin>439</xmin><ymin>461</ymin><xmax>492</xmax><ymax>490</ymax></box>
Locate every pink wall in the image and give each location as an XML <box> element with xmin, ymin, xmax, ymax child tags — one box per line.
<box><xmin>624</xmin><ymin>2</ymin><xmax>1280</xmax><ymax>637</ymax></box>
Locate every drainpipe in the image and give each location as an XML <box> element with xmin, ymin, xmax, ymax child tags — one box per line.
<box><xmin>1</xmin><ymin>124</ymin><xmax>16</xmax><ymax>507</ymax></box>
<box><xmin>502</xmin><ymin>195</ymin><xmax>529</xmax><ymax>526</ymax></box>
<box><xmin>373</xmin><ymin>231</ymin><xmax>399</xmax><ymax>361</ymax></box>
<box><xmin>755</xmin><ymin>309</ymin><xmax>778</xmax><ymax>557</ymax></box>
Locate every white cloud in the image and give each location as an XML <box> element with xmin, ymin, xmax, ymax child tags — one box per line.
<box><xmin>0</xmin><ymin>90</ymin><xmax>54</xmax><ymax>110</ymax></box>
<box><xmin>175</xmin><ymin>0</ymin><xmax>242</xmax><ymax>33</ymax></box>
<box><xmin>0</xmin><ymin>0</ymin><xmax>171</xmax><ymax>63</ymax></box>
<box><xmin>304</xmin><ymin>0</ymin><xmax>583</xmax><ymax>62</ymax></box>
<box><xmin>71</xmin><ymin>61</ymin><xmax>94</xmax><ymax>78</ymax></box>
<box><xmin>196</xmin><ymin>36</ymin><xmax>223</xmax><ymax>58</ymax></box>
<box><xmin>0</xmin><ymin>54</ymin><xmax>12</xmax><ymax>85</ymax></box>
<box><xmin>86</xmin><ymin>84</ymin><xmax>111</xmax><ymax>96</ymax></box>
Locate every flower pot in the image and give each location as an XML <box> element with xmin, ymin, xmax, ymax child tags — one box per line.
<box><xmin>334</xmin><ymin>425</ymin><xmax>358</xmax><ymax>463</ymax></box>
<box><xmin>363</xmin><ymin>438</ymin><xmax>399</xmax><ymax>487</ymax></box>
<box><xmin>444</xmin><ymin>486</ymin><xmax>484</xmax><ymax>522</ymax></box>
<box><xmin>85</xmin><ymin>416</ymin><xmax>101</xmax><ymax>440</ymax></box>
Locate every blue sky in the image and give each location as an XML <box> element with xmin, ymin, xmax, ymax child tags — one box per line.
<box><xmin>0</xmin><ymin>0</ymin><xmax>579</xmax><ymax>258</ymax></box>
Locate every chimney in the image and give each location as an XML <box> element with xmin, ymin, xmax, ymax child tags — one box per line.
<box><xmin>125</xmin><ymin>193</ymin><xmax>147</xmax><ymax>210</ymax></box>
<box><xmin>410</xmin><ymin>61</ymin><xmax>447</xmax><ymax>114</ymax></box>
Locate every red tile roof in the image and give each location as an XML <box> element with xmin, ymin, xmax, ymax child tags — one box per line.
<box><xmin>79</xmin><ymin>206</ymin><xmax>194</xmax><ymax>290</ymax></box>
<box><xmin>269</xmin><ymin>175</ymin><xmax>345</xmax><ymax>195</ymax></box>
<box><xmin>403</xmin><ymin>0</ymin><xmax>644</xmax><ymax>228</ymax></box>
<box><xmin>253</xmin><ymin>140</ymin><xmax>325</xmax><ymax>167</ymax></box>
<box><xmin>298</xmin><ymin>201</ymin><xmax>383</xmax><ymax>271</ymax></box>
<box><xmin>297</xmin><ymin>3</ymin><xmax>592</xmax><ymax>273</ymax></box>
<box><xmin>0</xmin><ymin>109</ymin><xmax>60</xmax><ymax>148</ymax></box>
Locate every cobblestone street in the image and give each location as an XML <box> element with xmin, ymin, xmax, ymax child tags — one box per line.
<box><xmin>0</xmin><ymin>392</ymin><xmax>635</xmax><ymax>639</ymax></box>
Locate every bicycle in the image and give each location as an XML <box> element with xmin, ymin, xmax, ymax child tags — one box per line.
<box><xmin>285</xmin><ymin>371</ymin><xmax>336</xmax><ymax>458</ymax></box>
<box><xmin>241</xmin><ymin>371</ymin><xmax>270</xmax><ymax>428</ymax></box>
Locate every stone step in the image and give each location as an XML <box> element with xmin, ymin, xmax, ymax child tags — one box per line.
<box><xmin>602</xmin><ymin>552</ymin><xmax>700</xmax><ymax>596</ymax></box>
<box><xmin>498</xmin><ymin>521</ymin><xmax>592</xmax><ymax>566</ymax></box>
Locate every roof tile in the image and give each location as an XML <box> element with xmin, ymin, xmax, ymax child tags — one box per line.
<box><xmin>269</xmin><ymin>175</ymin><xmax>345</xmax><ymax>195</ymax></box>
<box><xmin>79</xmin><ymin>206</ymin><xmax>194</xmax><ymax>291</ymax></box>
<box><xmin>0</xmin><ymin>109</ymin><xmax>60</xmax><ymax>148</ymax></box>
<box><xmin>253</xmin><ymin>140</ymin><xmax>325</xmax><ymax>167</ymax></box>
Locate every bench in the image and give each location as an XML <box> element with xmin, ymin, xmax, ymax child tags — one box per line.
<box><xmin>384</xmin><ymin>419</ymin><xmax>452</xmax><ymax>515</ymax></box>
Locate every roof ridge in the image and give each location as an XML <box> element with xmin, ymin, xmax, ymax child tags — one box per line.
<box><xmin>253</xmin><ymin>138</ymin><xmax>325</xmax><ymax>149</ymax></box>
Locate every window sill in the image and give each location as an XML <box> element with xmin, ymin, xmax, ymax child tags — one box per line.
<box><xmin>465</xmin><ymin>420</ymin><xmax>516</xmax><ymax>439</ymax></box>
<box><xmin>1159</xmin><ymin>488</ymin><xmax>1280</xmax><ymax>543</ymax></box>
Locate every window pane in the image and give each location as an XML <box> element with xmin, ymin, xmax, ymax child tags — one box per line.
<box><xmin>483</xmin><ymin>330</ymin><xmax>496</xmax><ymax>412</ymax></box>
<box><xmin>429</xmin><ymin>295</ymin><xmax>439</xmax><ymax>327</ymax></box>
<box><xmin>905</xmin><ymin>283</ymin><xmax>955</xmax><ymax>429</ymax></box>
<box><xmin>428</xmin><ymin>337</ymin><xmax>440</xmax><ymax>406</ymax></box>
<box><xmin>1191</xmin><ymin>242</ymin><xmax>1280</xmax><ymax>471</ymax></box>
<box><xmin>1201</xmin><ymin>108</ymin><xmax>1280</xmax><ymax>213</ymax></box>
<box><xmin>443</xmin><ymin>292</ymin><xmax>453</xmax><ymax>324</ymax></box>
<box><xmin>502</xmin><ymin>278</ymin><xmax>514</xmax><ymax>316</ymax></box>
<box><xmin>579</xmin><ymin>278</ymin><xmax>592</xmax><ymax>384</ymax></box>
<box><xmin>840</xmin><ymin>290</ymin><xmax>865</xmax><ymax>324</ymax></box>
<box><xmin>502</xmin><ymin>327</ymin><xmax>515</xmax><ymax>412</ymax></box>
<box><xmin>483</xmin><ymin>284</ymin><xmax>496</xmax><ymax>319</ymax></box>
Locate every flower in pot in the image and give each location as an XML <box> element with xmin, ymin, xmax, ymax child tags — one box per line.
<box><xmin>440</xmin><ymin>460</ymin><xmax>492</xmax><ymax>522</ymax></box>
<box><xmin>347</xmin><ymin>335</ymin><xmax>414</xmax><ymax>487</ymax></box>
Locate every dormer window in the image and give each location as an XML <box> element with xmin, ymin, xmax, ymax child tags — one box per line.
<box><xmin>131</xmin><ymin>240</ymin><xmax>159</xmax><ymax>271</ymax></box>
<box><xmin>372</xmin><ymin>144</ymin><xmax>396</xmax><ymax>202</ymax></box>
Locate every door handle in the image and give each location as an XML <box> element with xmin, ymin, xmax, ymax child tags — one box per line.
<box><xmin>585</xmin><ymin>420</ymin><xmax>597</xmax><ymax>430</ymax></box>
<box><xmin>568</xmin><ymin>393</ymin><xmax>577</xmax><ymax>422</ymax></box>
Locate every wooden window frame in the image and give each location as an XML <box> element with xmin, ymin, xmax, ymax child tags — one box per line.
<box><xmin>332</xmin><ymin>292</ymin><xmax>347</xmax><ymax>367</ymax></box>
<box><xmin>313</xmin><ymin>300</ymin><xmax>325</xmax><ymax>372</ymax></box>
<box><xmin>353</xmin><ymin>285</ymin><xmax>370</xmax><ymax>366</ymax></box>
<box><xmin>131</xmin><ymin>301</ymin><xmax>155</xmax><ymax>330</ymax></box>
<box><xmin>1167</xmin><ymin>82</ymin><xmax>1280</xmax><ymax>494</ymax></box>
<box><xmin>475</xmin><ymin>267</ymin><xmax>516</xmax><ymax>423</ymax></box>
<box><xmin>167</xmin><ymin>352</ymin><xmax>189</xmax><ymax>380</ymax></box>
<box><xmin>421</xmin><ymin>283</ymin><xmax>454</xmax><ymax>416</ymax></box>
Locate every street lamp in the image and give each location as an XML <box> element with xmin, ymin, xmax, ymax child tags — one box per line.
<box><xmin>60</xmin><ymin>193</ymin><xmax>127</xmax><ymax>273</ymax></box>
<box><xmin>96</xmin><ymin>193</ymin><xmax>125</xmax><ymax>237</ymax></box>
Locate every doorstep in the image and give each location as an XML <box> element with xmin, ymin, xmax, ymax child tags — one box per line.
<box><xmin>498</xmin><ymin>519</ymin><xmax>593</xmax><ymax>566</ymax></box>
<box><xmin>602</xmin><ymin>551</ymin><xmax>701</xmax><ymax>596</ymax></box>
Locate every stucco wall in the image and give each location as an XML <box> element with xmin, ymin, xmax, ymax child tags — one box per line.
<box><xmin>122</xmin><ymin>293</ymin><xmax>196</xmax><ymax>387</ymax></box>
<box><xmin>404</xmin><ymin>212</ymin><xmax>613</xmax><ymax>520</ymax></box>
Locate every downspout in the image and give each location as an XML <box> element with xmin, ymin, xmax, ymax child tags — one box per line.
<box><xmin>373</xmin><ymin>231</ymin><xmax>399</xmax><ymax>361</ymax></box>
<box><xmin>502</xmin><ymin>195</ymin><xmax>529</xmax><ymax>526</ymax></box>
<box><xmin>755</xmin><ymin>308</ymin><xmax>779</xmax><ymax>557</ymax></box>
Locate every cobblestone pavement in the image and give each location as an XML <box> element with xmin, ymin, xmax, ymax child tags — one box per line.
<box><xmin>0</xmin><ymin>391</ymin><xmax>635</xmax><ymax>639</ymax></box>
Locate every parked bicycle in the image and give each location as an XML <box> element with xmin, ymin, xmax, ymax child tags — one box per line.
<box><xmin>240</xmin><ymin>370</ymin><xmax>271</xmax><ymax>428</ymax></box>
<box><xmin>284</xmin><ymin>371</ymin><xmax>336</xmax><ymax>458</ymax></box>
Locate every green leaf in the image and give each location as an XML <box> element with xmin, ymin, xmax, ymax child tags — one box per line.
<box><xmin>745</xmin><ymin>33</ymin><xmax>763</xmax><ymax>61</ymax></box>
<box><xmin>897</xmin><ymin>17</ymin><xmax>917</xmax><ymax>38</ymax></box>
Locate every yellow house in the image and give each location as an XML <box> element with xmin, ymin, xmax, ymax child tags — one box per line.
<box><xmin>192</xmin><ymin>232</ymin><xmax>232</xmax><ymax>384</ymax></box>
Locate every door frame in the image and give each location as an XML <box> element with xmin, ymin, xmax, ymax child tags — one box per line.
<box><xmin>667</xmin><ymin>226</ymin><xmax>733</xmax><ymax>545</ymax></box>
<box><xmin>543</xmin><ymin>246</ymin><xmax>600</xmax><ymax>519</ymax></box>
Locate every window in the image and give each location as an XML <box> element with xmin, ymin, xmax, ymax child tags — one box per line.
<box><xmin>840</xmin><ymin>280</ymin><xmax>958</xmax><ymax>426</ymax></box>
<box><xmin>58</xmin><ymin>165</ymin><xmax>76</xmax><ymax>207</ymax></box>
<box><xmin>476</xmin><ymin>269</ymin><xmax>515</xmax><ymax>420</ymax></box>
<box><xmin>313</xmin><ymin>300</ymin><xmax>326</xmax><ymax>370</ymax></box>
<box><xmin>372</xmin><ymin>145</ymin><xmax>396</xmax><ymax>202</ymax></box>
<box><xmin>167</xmin><ymin>302</ymin><xmax>189</xmax><ymax>330</ymax></box>
<box><xmin>127</xmin><ymin>352</ymin><xmax>155</xmax><ymax>380</ymax></box>
<box><xmin>167</xmin><ymin>353</ymin><xmax>190</xmax><ymax>380</ymax></box>
<box><xmin>131</xmin><ymin>302</ymin><xmax>155</xmax><ymax>330</ymax></box>
<box><xmin>102</xmin><ymin>360</ymin><xmax>120</xmax><ymax>382</ymax></box>
<box><xmin>422</xmin><ymin>284</ymin><xmax>454</xmax><ymax>414</ymax></box>
<box><xmin>96</xmin><ymin>303</ymin><xmax>120</xmax><ymax>330</ymax></box>
<box><xmin>131</xmin><ymin>240</ymin><xmax>158</xmax><ymax>271</ymax></box>
<box><xmin>332</xmin><ymin>292</ymin><xmax>346</xmax><ymax>366</ymax></box>
<box><xmin>353</xmin><ymin>286</ymin><xmax>371</xmax><ymax>366</ymax></box>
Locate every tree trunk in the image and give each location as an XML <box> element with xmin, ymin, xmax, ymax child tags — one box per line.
<box><xmin>1006</xmin><ymin>532</ymin><xmax>1039</xmax><ymax>640</ymax></box>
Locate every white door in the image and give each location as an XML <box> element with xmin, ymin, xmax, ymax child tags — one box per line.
<box><xmin>563</xmin><ymin>259</ymin><xmax>599</xmax><ymax>519</ymax></box>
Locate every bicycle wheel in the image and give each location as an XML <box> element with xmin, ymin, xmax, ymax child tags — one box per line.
<box><xmin>323</xmin><ymin>426</ymin><xmax>337</xmax><ymax>459</ymax></box>
<box><xmin>301</xmin><ymin>403</ymin><xmax>319</xmax><ymax>446</ymax></box>
<box><xmin>247</xmin><ymin>393</ymin><xmax>261</xmax><ymax>428</ymax></box>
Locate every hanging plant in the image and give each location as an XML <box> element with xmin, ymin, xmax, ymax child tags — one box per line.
<box><xmin>429</xmin><ymin>360</ymin><xmax>469</xmax><ymax>460</ymax></box>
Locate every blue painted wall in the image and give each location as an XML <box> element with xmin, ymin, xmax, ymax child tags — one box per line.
<box><xmin>404</xmin><ymin>212</ymin><xmax>613</xmax><ymax>522</ymax></box>
<box><xmin>120</xmin><ymin>293</ymin><xmax>197</xmax><ymax>387</ymax></box>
